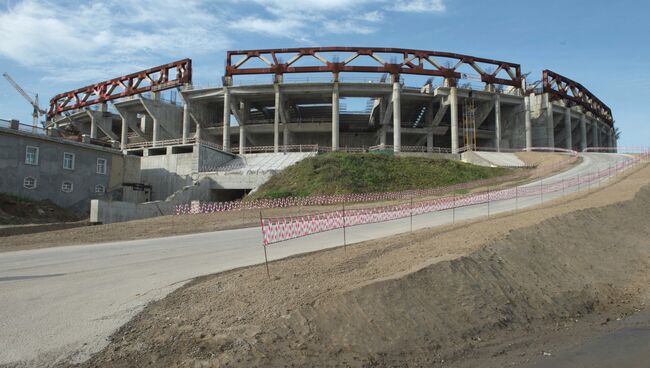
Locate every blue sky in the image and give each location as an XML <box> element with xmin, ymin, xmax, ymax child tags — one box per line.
<box><xmin>0</xmin><ymin>0</ymin><xmax>648</xmax><ymax>147</ymax></box>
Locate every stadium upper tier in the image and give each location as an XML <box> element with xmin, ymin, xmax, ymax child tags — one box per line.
<box><xmin>46</xmin><ymin>47</ymin><xmax>617</xmax><ymax>154</ymax></box>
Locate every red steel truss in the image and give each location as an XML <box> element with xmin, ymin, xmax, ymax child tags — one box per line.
<box><xmin>543</xmin><ymin>69</ymin><xmax>613</xmax><ymax>125</ymax></box>
<box><xmin>47</xmin><ymin>59</ymin><xmax>192</xmax><ymax>119</ymax></box>
<box><xmin>225</xmin><ymin>47</ymin><xmax>522</xmax><ymax>88</ymax></box>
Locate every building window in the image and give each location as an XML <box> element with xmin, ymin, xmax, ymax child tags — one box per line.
<box><xmin>63</xmin><ymin>152</ymin><xmax>75</xmax><ymax>170</ymax></box>
<box><xmin>95</xmin><ymin>184</ymin><xmax>105</xmax><ymax>194</ymax></box>
<box><xmin>61</xmin><ymin>181</ymin><xmax>73</xmax><ymax>193</ymax></box>
<box><xmin>23</xmin><ymin>177</ymin><xmax>37</xmax><ymax>189</ymax></box>
<box><xmin>25</xmin><ymin>146</ymin><xmax>39</xmax><ymax>165</ymax></box>
<box><xmin>97</xmin><ymin>158</ymin><xmax>107</xmax><ymax>174</ymax></box>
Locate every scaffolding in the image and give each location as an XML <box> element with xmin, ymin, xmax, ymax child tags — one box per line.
<box><xmin>462</xmin><ymin>98</ymin><xmax>477</xmax><ymax>150</ymax></box>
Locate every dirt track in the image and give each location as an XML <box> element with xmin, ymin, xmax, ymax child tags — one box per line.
<box><xmin>66</xmin><ymin>164</ymin><xmax>650</xmax><ymax>367</ymax></box>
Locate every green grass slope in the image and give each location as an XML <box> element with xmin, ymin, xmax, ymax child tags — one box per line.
<box><xmin>249</xmin><ymin>153</ymin><xmax>513</xmax><ymax>199</ymax></box>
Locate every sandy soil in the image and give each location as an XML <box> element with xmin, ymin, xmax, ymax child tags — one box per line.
<box><xmin>65</xmin><ymin>164</ymin><xmax>650</xmax><ymax>367</ymax></box>
<box><xmin>515</xmin><ymin>151</ymin><xmax>569</xmax><ymax>168</ymax></box>
<box><xmin>0</xmin><ymin>153</ymin><xmax>572</xmax><ymax>253</ymax></box>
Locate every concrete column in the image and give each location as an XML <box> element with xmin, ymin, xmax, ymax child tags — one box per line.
<box><xmin>332</xmin><ymin>82</ymin><xmax>339</xmax><ymax>151</ymax></box>
<box><xmin>608</xmin><ymin>128</ymin><xmax>613</xmax><ymax>149</ymax></box>
<box><xmin>392</xmin><ymin>80</ymin><xmax>401</xmax><ymax>153</ymax></box>
<box><xmin>151</xmin><ymin>116</ymin><xmax>159</xmax><ymax>147</ymax></box>
<box><xmin>378</xmin><ymin>98</ymin><xmax>387</xmax><ymax>147</ymax></box>
<box><xmin>195</xmin><ymin>124</ymin><xmax>202</xmax><ymax>141</ymax></box>
<box><xmin>120</xmin><ymin>116</ymin><xmax>128</xmax><ymax>150</ymax></box>
<box><xmin>239</xmin><ymin>125</ymin><xmax>246</xmax><ymax>154</ymax></box>
<box><xmin>90</xmin><ymin>103</ymin><xmax>105</xmax><ymax>139</ymax></box>
<box><xmin>564</xmin><ymin>107</ymin><xmax>572</xmax><ymax>150</ymax></box>
<box><xmin>239</xmin><ymin>101</ymin><xmax>248</xmax><ymax>154</ymax></box>
<box><xmin>90</xmin><ymin>118</ymin><xmax>98</xmax><ymax>139</ymax></box>
<box><xmin>524</xmin><ymin>95</ymin><xmax>532</xmax><ymax>151</ymax></box>
<box><xmin>450</xmin><ymin>86</ymin><xmax>458</xmax><ymax>154</ymax></box>
<box><xmin>592</xmin><ymin>120</ymin><xmax>599</xmax><ymax>147</ymax></box>
<box><xmin>425</xmin><ymin>101</ymin><xmax>434</xmax><ymax>153</ymax></box>
<box><xmin>182</xmin><ymin>100</ymin><xmax>191</xmax><ymax>143</ymax></box>
<box><xmin>494</xmin><ymin>94</ymin><xmax>501</xmax><ymax>152</ymax></box>
<box><xmin>274</xmin><ymin>84</ymin><xmax>280</xmax><ymax>153</ymax></box>
<box><xmin>544</xmin><ymin>94</ymin><xmax>555</xmax><ymax>148</ymax></box>
<box><xmin>579</xmin><ymin>114</ymin><xmax>587</xmax><ymax>151</ymax></box>
<box><xmin>283</xmin><ymin>122</ymin><xmax>289</xmax><ymax>148</ymax></box>
<box><xmin>222</xmin><ymin>87</ymin><xmax>231</xmax><ymax>152</ymax></box>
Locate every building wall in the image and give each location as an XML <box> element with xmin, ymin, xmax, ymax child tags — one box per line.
<box><xmin>140</xmin><ymin>150</ymin><xmax>195</xmax><ymax>201</ymax></box>
<box><xmin>0</xmin><ymin>127</ymin><xmax>124</xmax><ymax>214</ymax></box>
<box><xmin>140</xmin><ymin>144</ymin><xmax>234</xmax><ymax>201</ymax></box>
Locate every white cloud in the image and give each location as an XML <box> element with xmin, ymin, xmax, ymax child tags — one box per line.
<box><xmin>0</xmin><ymin>0</ymin><xmax>447</xmax><ymax>84</ymax></box>
<box><xmin>224</xmin><ymin>0</ymin><xmax>405</xmax><ymax>41</ymax></box>
<box><xmin>389</xmin><ymin>0</ymin><xmax>446</xmax><ymax>13</ymax></box>
<box><xmin>229</xmin><ymin>16</ymin><xmax>308</xmax><ymax>40</ymax></box>
<box><xmin>0</xmin><ymin>0</ymin><xmax>230</xmax><ymax>82</ymax></box>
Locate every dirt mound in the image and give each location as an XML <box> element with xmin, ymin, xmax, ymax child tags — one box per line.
<box><xmin>219</xmin><ymin>190</ymin><xmax>648</xmax><ymax>366</ymax></box>
<box><xmin>0</xmin><ymin>193</ymin><xmax>81</xmax><ymax>225</ymax></box>
<box><xmin>72</xmin><ymin>177</ymin><xmax>650</xmax><ymax>367</ymax></box>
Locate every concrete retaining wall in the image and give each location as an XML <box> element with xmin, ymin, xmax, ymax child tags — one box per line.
<box><xmin>90</xmin><ymin>199</ymin><xmax>176</xmax><ymax>224</ymax></box>
<box><xmin>397</xmin><ymin>152</ymin><xmax>461</xmax><ymax>160</ymax></box>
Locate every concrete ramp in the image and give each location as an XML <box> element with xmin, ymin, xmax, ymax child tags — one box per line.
<box><xmin>463</xmin><ymin>151</ymin><xmax>527</xmax><ymax>167</ymax></box>
<box><xmin>215</xmin><ymin>152</ymin><xmax>316</xmax><ymax>174</ymax></box>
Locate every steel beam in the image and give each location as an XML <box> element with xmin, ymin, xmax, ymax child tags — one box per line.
<box><xmin>226</xmin><ymin>47</ymin><xmax>522</xmax><ymax>88</ymax></box>
<box><xmin>542</xmin><ymin>69</ymin><xmax>612</xmax><ymax>127</ymax></box>
<box><xmin>48</xmin><ymin>59</ymin><xmax>191</xmax><ymax>118</ymax></box>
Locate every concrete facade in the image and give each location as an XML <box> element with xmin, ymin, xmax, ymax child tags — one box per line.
<box><xmin>49</xmin><ymin>81</ymin><xmax>614</xmax><ymax>156</ymax></box>
<box><xmin>135</xmin><ymin>143</ymin><xmax>234</xmax><ymax>201</ymax></box>
<box><xmin>0</xmin><ymin>126</ymin><xmax>141</xmax><ymax>213</ymax></box>
<box><xmin>178</xmin><ymin>81</ymin><xmax>533</xmax><ymax>154</ymax></box>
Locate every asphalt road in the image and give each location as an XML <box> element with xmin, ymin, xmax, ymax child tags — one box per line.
<box><xmin>0</xmin><ymin>153</ymin><xmax>633</xmax><ymax>367</ymax></box>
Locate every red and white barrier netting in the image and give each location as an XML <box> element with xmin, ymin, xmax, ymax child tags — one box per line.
<box><xmin>261</xmin><ymin>149</ymin><xmax>649</xmax><ymax>246</ymax></box>
<box><xmin>176</xmin><ymin>147</ymin><xmax>580</xmax><ymax>215</ymax></box>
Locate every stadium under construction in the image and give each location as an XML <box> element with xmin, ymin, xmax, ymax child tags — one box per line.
<box><xmin>45</xmin><ymin>47</ymin><xmax>616</xmax><ymax>155</ymax></box>
<box><xmin>0</xmin><ymin>47</ymin><xmax>619</xmax><ymax>222</ymax></box>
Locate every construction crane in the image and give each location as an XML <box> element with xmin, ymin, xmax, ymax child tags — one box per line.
<box><xmin>3</xmin><ymin>72</ymin><xmax>46</xmax><ymax>133</ymax></box>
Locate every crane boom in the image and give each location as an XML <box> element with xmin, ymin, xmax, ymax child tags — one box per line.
<box><xmin>3</xmin><ymin>72</ymin><xmax>47</xmax><ymax>132</ymax></box>
<box><xmin>3</xmin><ymin>73</ymin><xmax>46</xmax><ymax>114</ymax></box>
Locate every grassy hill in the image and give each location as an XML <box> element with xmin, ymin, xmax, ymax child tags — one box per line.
<box><xmin>249</xmin><ymin>153</ymin><xmax>513</xmax><ymax>199</ymax></box>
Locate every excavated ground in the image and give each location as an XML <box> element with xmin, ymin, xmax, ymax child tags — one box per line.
<box><xmin>65</xmin><ymin>164</ymin><xmax>650</xmax><ymax>368</ymax></box>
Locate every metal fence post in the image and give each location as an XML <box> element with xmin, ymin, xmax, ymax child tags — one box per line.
<box><xmin>410</xmin><ymin>196</ymin><xmax>413</xmax><ymax>233</ymax></box>
<box><xmin>515</xmin><ymin>185</ymin><xmax>519</xmax><ymax>212</ymax></box>
<box><xmin>260</xmin><ymin>211</ymin><xmax>270</xmax><ymax>278</ymax></box>
<box><xmin>598</xmin><ymin>169</ymin><xmax>601</xmax><ymax>186</ymax></box>
<box><xmin>452</xmin><ymin>193</ymin><xmax>456</xmax><ymax>224</ymax></box>
<box><xmin>487</xmin><ymin>187</ymin><xmax>490</xmax><ymax>218</ymax></box>
<box><xmin>342</xmin><ymin>202</ymin><xmax>347</xmax><ymax>251</ymax></box>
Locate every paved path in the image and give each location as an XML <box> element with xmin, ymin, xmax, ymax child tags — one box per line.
<box><xmin>0</xmin><ymin>153</ymin><xmax>632</xmax><ymax>367</ymax></box>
